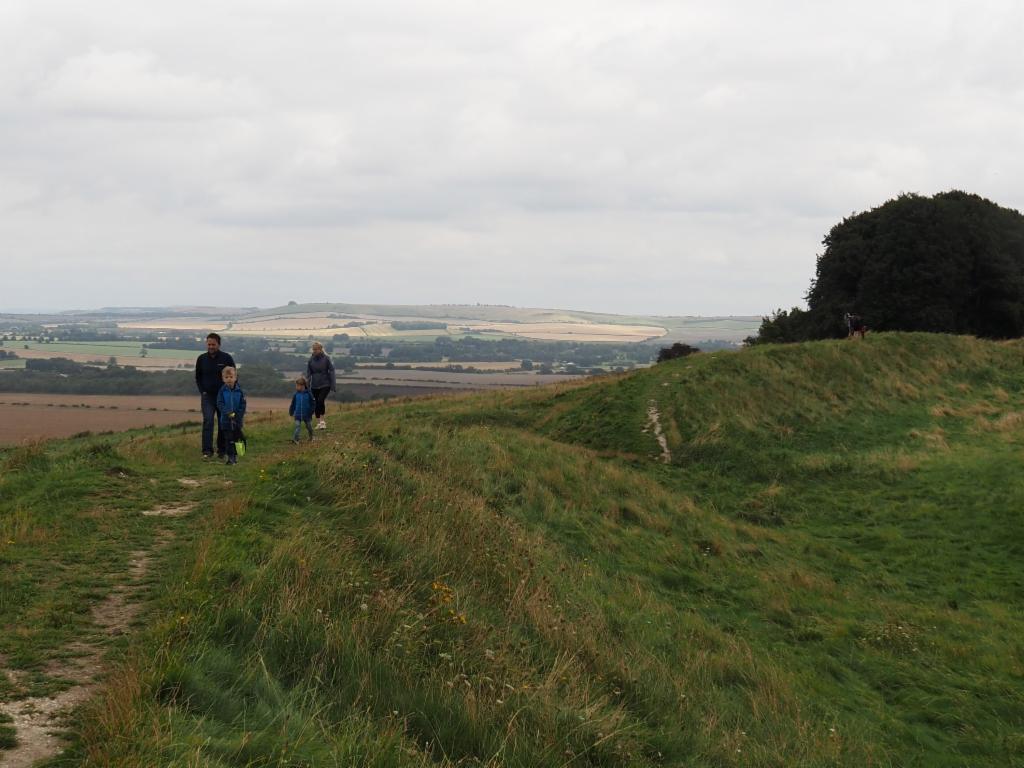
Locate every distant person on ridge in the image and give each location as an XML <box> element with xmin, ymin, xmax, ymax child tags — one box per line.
<box><xmin>195</xmin><ymin>332</ymin><xmax>235</xmax><ymax>459</ymax></box>
<box><xmin>289</xmin><ymin>375</ymin><xmax>316</xmax><ymax>443</ymax></box>
<box><xmin>306</xmin><ymin>341</ymin><xmax>336</xmax><ymax>430</ymax></box>
<box><xmin>216</xmin><ymin>366</ymin><xmax>246</xmax><ymax>466</ymax></box>
<box><xmin>845</xmin><ymin>312</ymin><xmax>867</xmax><ymax>340</ymax></box>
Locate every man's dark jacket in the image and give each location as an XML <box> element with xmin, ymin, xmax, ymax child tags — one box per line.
<box><xmin>195</xmin><ymin>350</ymin><xmax>236</xmax><ymax>396</ymax></box>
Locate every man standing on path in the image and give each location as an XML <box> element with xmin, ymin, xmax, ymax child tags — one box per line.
<box><xmin>195</xmin><ymin>332</ymin><xmax>235</xmax><ymax>459</ymax></box>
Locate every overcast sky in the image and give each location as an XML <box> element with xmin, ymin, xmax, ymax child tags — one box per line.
<box><xmin>2</xmin><ymin>1</ymin><xmax>1022</xmax><ymax>315</ymax></box>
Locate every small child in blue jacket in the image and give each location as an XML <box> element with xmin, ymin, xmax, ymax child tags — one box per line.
<box><xmin>216</xmin><ymin>367</ymin><xmax>247</xmax><ymax>465</ymax></box>
<box><xmin>289</xmin><ymin>376</ymin><xmax>315</xmax><ymax>443</ymax></box>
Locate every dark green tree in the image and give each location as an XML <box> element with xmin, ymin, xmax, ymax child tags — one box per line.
<box><xmin>656</xmin><ymin>343</ymin><xmax>701</xmax><ymax>362</ymax></box>
<box><xmin>753</xmin><ymin>191</ymin><xmax>1024</xmax><ymax>342</ymax></box>
<box><xmin>745</xmin><ymin>307</ymin><xmax>811</xmax><ymax>345</ymax></box>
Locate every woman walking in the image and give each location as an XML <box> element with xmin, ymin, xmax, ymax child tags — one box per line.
<box><xmin>306</xmin><ymin>341</ymin><xmax>336</xmax><ymax>429</ymax></box>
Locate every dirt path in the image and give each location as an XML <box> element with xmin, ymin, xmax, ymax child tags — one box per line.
<box><xmin>644</xmin><ymin>401</ymin><xmax>672</xmax><ymax>464</ymax></box>
<box><xmin>0</xmin><ymin>500</ymin><xmax>192</xmax><ymax>767</ymax></box>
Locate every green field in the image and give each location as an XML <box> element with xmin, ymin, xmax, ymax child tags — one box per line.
<box><xmin>133</xmin><ymin>347</ymin><xmax>198</xmax><ymax>360</ymax></box>
<box><xmin>12</xmin><ymin>341</ymin><xmax>142</xmax><ymax>353</ymax></box>
<box><xmin>0</xmin><ymin>359</ymin><xmax>25</xmax><ymax>369</ymax></box>
<box><xmin>1</xmin><ymin>333</ymin><xmax>1022</xmax><ymax>766</ymax></box>
<box><xmin>9</xmin><ymin>341</ymin><xmax>197</xmax><ymax>361</ymax></box>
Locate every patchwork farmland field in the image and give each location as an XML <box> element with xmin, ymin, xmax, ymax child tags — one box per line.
<box><xmin>337</xmin><ymin>368</ymin><xmax>585</xmax><ymax>389</ymax></box>
<box><xmin>121</xmin><ymin>315</ymin><xmax>670</xmax><ymax>342</ymax></box>
<box><xmin>0</xmin><ymin>394</ymin><xmax>285</xmax><ymax>445</ymax></box>
<box><xmin>461</xmin><ymin>321</ymin><xmax>665</xmax><ymax>341</ymax></box>
<box><xmin>10</xmin><ymin>347</ymin><xmax>192</xmax><ymax>370</ymax></box>
<box><xmin>111</xmin><ymin>303</ymin><xmax>760</xmax><ymax>343</ymax></box>
<box><xmin>0</xmin><ymin>383</ymin><xmax>520</xmax><ymax>445</ymax></box>
<box><xmin>5</xmin><ymin>341</ymin><xmax>196</xmax><ymax>370</ymax></box>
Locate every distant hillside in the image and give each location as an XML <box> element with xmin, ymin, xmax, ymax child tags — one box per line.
<box><xmin>3</xmin><ymin>332</ymin><xmax>1021</xmax><ymax>766</ymax></box>
<box><xmin>80</xmin><ymin>302</ymin><xmax>761</xmax><ymax>344</ymax></box>
<box><xmin>249</xmin><ymin>301</ymin><xmax>758</xmax><ymax>330</ymax></box>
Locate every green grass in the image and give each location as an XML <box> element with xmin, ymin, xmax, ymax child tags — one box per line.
<box><xmin>0</xmin><ymin>359</ymin><xmax>26</xmax><ymax>369</ymax></box>
<box><xmin>1</xmin><ymin>333</ymin><xmax>1023</xmax><ymax>766</ymax></box>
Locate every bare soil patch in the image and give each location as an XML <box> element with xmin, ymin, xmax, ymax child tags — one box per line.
<box><xmin>0</xmin><ymin>672</ymin><xmax>96</xmax><ymax>768</ymax></box>
<box><xmin>141</xmin><ymin>502</ymin><xmax>196</xmax><ymax>518</ymax></box>
<box><xmin>644</xmin><ymin>401</ymin><xmax>672</xmax><ymax>464</ymax></box>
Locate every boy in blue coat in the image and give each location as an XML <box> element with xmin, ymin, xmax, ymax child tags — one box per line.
<box><xmin>216</xmin><ymin>366</ymin><xmax>247</xmax><ymax>465</ymax></box>
<box><xmin>289</xmin><ymin>376</ymin><xmax>315</xmax><ymax>443</ymax></box>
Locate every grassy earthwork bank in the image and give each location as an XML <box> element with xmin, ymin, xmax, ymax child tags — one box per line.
<box><xmin>1</xmin><ymin>332</ymin><xmax>1023</xmax><ymax>766</ymax></box>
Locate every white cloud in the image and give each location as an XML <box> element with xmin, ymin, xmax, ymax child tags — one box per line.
<box><xmin>2</xmin><ymin>0</ymin><xmax>1024</xmax><ymax>314</ymax></box>
<box><xmin>36</xmin><ymin>48</ymin><xmax>261</xmax><ymax>119</ymax></box>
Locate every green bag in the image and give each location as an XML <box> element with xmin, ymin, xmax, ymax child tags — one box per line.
<box><xmin>234</xmin><ymin>440</ymin><xmax>246</xmax><ymax>457</ymax></box>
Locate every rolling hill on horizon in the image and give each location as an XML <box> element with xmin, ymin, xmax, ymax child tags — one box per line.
<box><xmin>23</xmin><ymin>302</ymin><xmax>761</xmax><ymax>344</ymax></box>
<box><xmin>1</xmin><ymin>332</ymin><xmax>1022</xmax><ymax>766</ymax></box>
<box><xmin>57</xmin><ymin>301</ymin><xmax>758</xmax><ymax>323</ymax></box>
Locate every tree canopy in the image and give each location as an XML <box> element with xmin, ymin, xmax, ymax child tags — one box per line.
<box><xmin>751</xmin><ymin>191</ymin><xmax>1024</xmax><ymax>342</ymax></box>
<box><xmin>656</xmin><ymin>342</ymin><xmax>701</xmax><ymax>363</ymax></box>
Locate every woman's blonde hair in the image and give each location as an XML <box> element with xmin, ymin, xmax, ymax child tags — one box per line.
<box><xmin>311</xmin><ymin>341</ymin><xmax>323</xmax><ymax>352</ymax></box>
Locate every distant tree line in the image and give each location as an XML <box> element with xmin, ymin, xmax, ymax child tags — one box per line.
<box><xmin>750</xmin><ymin>191</ymin><xmax>1024</xmax><ymax>343</ymax></box>
<box><xmin>357</xmin><ymin>336</ymin><xmax>656</xmax><ymax>367</ymax></box>
<box><xmin>46</xmin><ymin>327</ymin><xmax>123</xmax><ymax>342</ymax></box>
<box><xmin>0</xmin><ymin>358</ymin><xmax>197</xmax><ymax>395</ymax></box>
<box><xmin>0</xmin><ymin>324</ymin><xmax>738</xmax><ymax>378</ymax></box>
<box><xmin>0</xmin><ymin>358</ymin><xmax>300</xmax><ymax>397</ymax></box>
<box><xmin>390</xmin><ymin>321</ymin><xmax>448</xmax><ymax>331</ymax></box>
<box><xmin>656</xmin><ymin>343</ymin><xmax>700</xmax><ymax>363</ymax></box>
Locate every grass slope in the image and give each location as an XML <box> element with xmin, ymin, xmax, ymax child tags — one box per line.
<box><xmin>1</xmin><ymin>333</ymin><xmax>1022</xmax><ymax>766</ymax></box>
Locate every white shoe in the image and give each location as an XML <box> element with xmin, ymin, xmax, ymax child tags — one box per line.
<box><xmin>317</xmin><ymin>419</ymin><xmax>327</xmax><ymax>430</ymax></box>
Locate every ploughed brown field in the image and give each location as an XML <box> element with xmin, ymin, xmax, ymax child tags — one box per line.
<box><xmin>0</xmin><ymin>394</ymin><xmax>287</xmax><ymax>446</ymax></box>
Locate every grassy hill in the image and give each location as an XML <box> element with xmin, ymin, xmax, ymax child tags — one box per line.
<box><xmin>1</xmin><ymin>333</ymin><xmax>1022</xmax><ymax>766</ymax></box>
